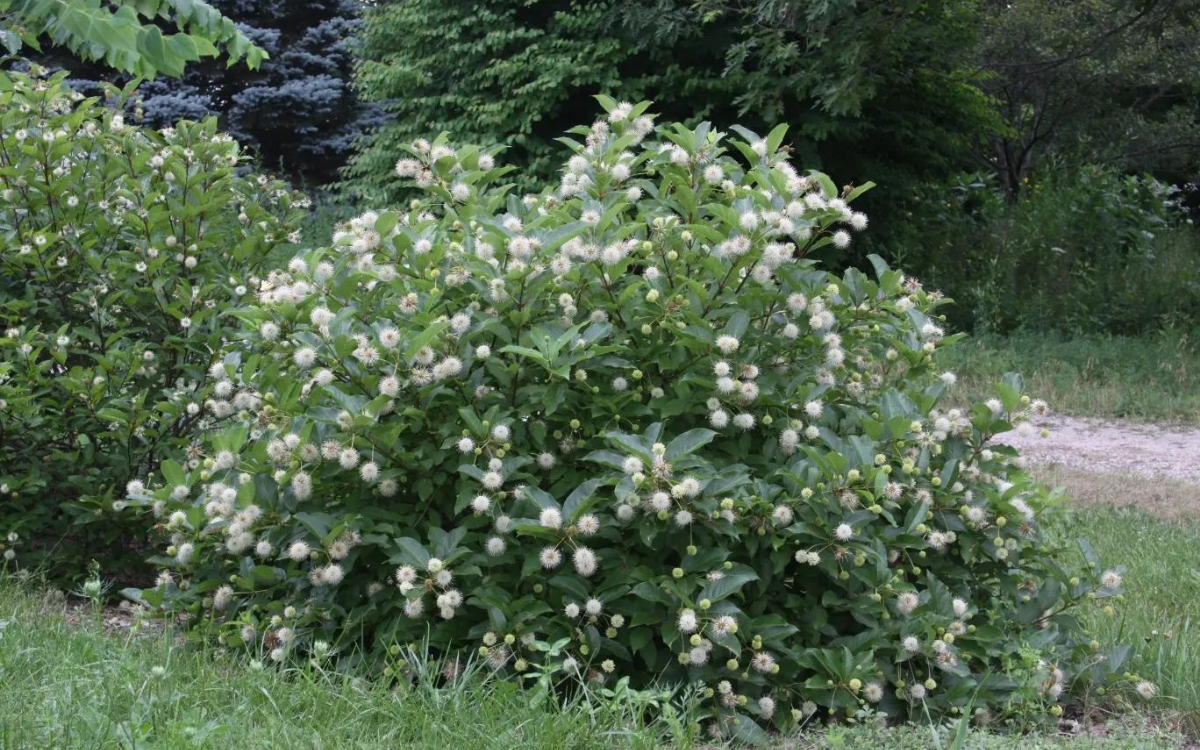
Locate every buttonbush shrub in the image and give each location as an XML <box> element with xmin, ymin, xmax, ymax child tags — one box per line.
<box><xmin>127</xmin><ymin>99</ymin><xmax>1131</xmax><ymax>739</ymax></box>
<box><xmin>0</xmin><ymin>70</ymin><xmax>307</xmax><ymax>580</ymax></box>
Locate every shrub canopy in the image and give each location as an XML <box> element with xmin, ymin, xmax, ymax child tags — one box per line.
<box><xmin>0</xmin><ymin>70</ymin><xmax>306</xmax><ymax>578</ymax></box>
<box><xmin>128</xmin><ymin>100</ymin><xmax>1125</xmax><ymax>739</ymax></box>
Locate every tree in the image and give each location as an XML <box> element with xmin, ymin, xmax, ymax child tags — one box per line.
<box><xmin>14</xmin><ymin>0</ymin><xmax>382</xmax><ymax>186</ymax></box>
<box><xmin>345</xmin><ymin>0</ymin><xmax>1000</xmax><ymax>206</ymax></box>
<box><xmin>132</xmin><ymin>0</ymin><xmax>385</xmax><ymax>185</ymax></box>
<box><xmin>0</xmin><ymin>0</ymin><xmax>265</xmax><ymax>76</ymax></box>
<box><xmin>974</xmin><ymin>0</ymin><xmax>1200</xmax><ymax>199</ymax></box>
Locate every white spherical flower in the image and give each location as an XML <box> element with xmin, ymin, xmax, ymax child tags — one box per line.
<box><xmin>539</xmin><ymin>547</ymin><xmax>563</xmax><ymax>569</ymax></box>
<box><xmin>564</xmin><ymin>602</ymin><xmax>581</xmax><ymax>618</ymax></box>
<box><xmin>732</xmin><ymin>413</ymin><xmax>755</xmax><ymax>430</ymax></box>
<box><xmin>758</xmin><ymin>696</ymin><xmax>775</xmax><ymax>719</ymax></box>
<box><xmin>834</xmin><ymin>523</ymin><xmax>854</xmax><ymax>541</ymax></box>
<box><xmin>584</xmin><ymin>598</ymin><xmax>603</xmax><ymax>616</ymax></box>
<box><xmin>485</xmin><ymin>536</ymin><xmax>507</xmax><ymax>556</ymax></box>
<box><xmin>482</xmin><ymin>471</ymin><xmax>504</xmax><ymax>490</ymax></box>
<box><xmin>471</xmin><ymin>495</ymin><xmax>491</xmax><ymax>514</ymax></box>
<box><xmin>709</xmin><ymin>409</ymin><xmax>730</xmax><ymax>429</ymax></box>
<box><xmin>539</xmin><ymin>508</ymin><xmax>563</xmax><ymax>529</ymax></box>
<box><xmin>896</xmin><ymin>591</ymin><xmax>920</xmax><ymax>615</ymax></box>
<box><xmin>403</xmin><ymin>597</ymin><xmax>425</xmax><ymax>619</ymax></box>
<box><xmin>573</xmin><ymin>546</ymin><xmax>597</xmax><ymax>577</ymax></box>
<box><xmin>677</xmin><ymin>609</ymin><xmax>698</xmax><ymax>633</ymax></box>
<box><xmin>715</xmin><ymin>335</ymin><xmax>739</xmax><ymax>354</ymax></box>
<box><xmin>952</xmin><ymin>598</ymin><xmax>968</xmax><ymax>617</ymax></box>
<box><xmin>457</xmin><ymin>437</ymin><xmax>476</xmax><ymax>453</ymax></box>
<box><xmin>576</xmin><ymin>514</ymin><xmax>600</xmax><ymax>535</ymax></box>
<box><xmin>491</xmin><ymin>424</ymin><xmax>511</xmax><ymax>442</ymax></box>
<box><xmin>287</xmin><ymin>541</ymin><xmax>311</xmax><ymax>562</ymax></box>
<box><xmin>293</xmin><ymin>347</ymin><xmax>317</xmax><ymax>369</ymax></box>
<box><xmin>359</xmin><ymin>462</ymin><xmax>379</xmax><ymax>483</ymax></box>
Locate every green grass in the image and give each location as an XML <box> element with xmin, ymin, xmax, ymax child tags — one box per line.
<box><xmin>0</xmin><ymin>583</ymin><xmax>671</xmax><ymax>749</ymax></box>
<box><xmin>1051</xmin><ymin>506</ymin><xmax>1200</xmax><ymax>734</ymax></box>
<box><xmin>939</xmin><ymin>331</ymin><xmax>1200</xmax><ymax>425</ymax></box>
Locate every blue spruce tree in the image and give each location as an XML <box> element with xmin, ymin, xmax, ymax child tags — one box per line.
<box><xmin>43</xmin><ymin>0</ymin><xmax>383</xmax><ymax>186</ymax></box>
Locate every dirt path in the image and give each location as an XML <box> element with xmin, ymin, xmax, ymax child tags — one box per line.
<box><xmin>993</xmin><ymin>414</ymin><xmax>1200</xmax><ymax>484</ymax></box>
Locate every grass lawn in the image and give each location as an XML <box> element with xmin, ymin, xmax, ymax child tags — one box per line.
<box><xmin>1049</xmin><ymin>502</ymin><xmax>1200</xmax><ymax>736</ymax></box>
<box><xmin>939</xmin><ymin>331</ymin><xmax>1200</xmax><ymax>425</ymax></box>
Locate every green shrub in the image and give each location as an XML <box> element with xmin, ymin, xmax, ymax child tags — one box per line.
<box><xmin>127</xmin><ymin>100</ymin><xmax>1136</xmax><ymax>738</ymax></box>
<box><xmin>0</xmin><ymin>70</ymin><xmax>307</xmax><ymax>580</ymax></box>
<box><xmin>881</xmin><ymin>167</ymin><xmax>1200</xmax><ymax>334</ymax></box>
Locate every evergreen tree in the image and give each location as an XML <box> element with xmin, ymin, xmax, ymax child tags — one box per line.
<box><xmin>344</xmin><ymin>0</ymin><xmax>999</xmax><ymax>204</ymax></box>
<box><xmin>36</xmin><ymin>0</ymin><xmax>383</xmax><ymax>186</ymax></box>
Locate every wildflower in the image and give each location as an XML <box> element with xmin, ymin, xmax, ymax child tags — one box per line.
<box><xmin>576</xmin><ymin>514</ymin><xmax>600</xmax><ymax>535</ymax></box>
<box><xmin>482</xmin><ymin>471</ymin><xmax>503</xmax><ymax>490</ymax></box>
<box><xmin>1100</xmin><ymin>570</ymin><xmax>1122</xmax><ymax>589</ymax></box>
<box><xmin>758</xmin><ymin>696</ymin><xmax>775</xmax><ymax>719</ymax></box>
<box><xmin>573</xmin><ymin>546</ymin><xmax>597</xmax><ymax>576</ymax></box>
<box><xmin>1135</xmin><ymin>680</ymin><xmax>1157</xmax><ymax>700</ymax></box>
<box><xmin>751</xmin><ymin>651</ymin><xmax>776</xmax><ymax>673</ymax></box>
<box><xmin>715</xmin><ymin>335</ymin><xmax>739</xmax><ymax>354</ymax></box>
<box><xmin>293</xmin><ymin>347</ymin><xmax>317</xmax><ymax>369</ymax></box>
<box><xmin>539</xmin><ymin>547</ymin><xmax>562</xmax><ymax>569</ymax></box>
<box><xmin>834</xmin><ymin>523</ymin><xmax>854</xmax><ymax>541</ymax></box>
<box><xmin>213</xmin><ymin>585</ymin><xmax>234</xmax><ymax>610</ymax></box>
<box><xmin>896</xmin><ymin>592</ymin><xmax>920</xmax><ymax>615</ymax></box>
<box><xmin>539</xmin><ymin>508</ymin><xmax>563</xmax><ymax>529</ymax></box>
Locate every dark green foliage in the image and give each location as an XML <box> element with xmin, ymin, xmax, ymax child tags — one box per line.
<box><xmin>881</xmin><ymin>168</ymin><xmax>1200</xmax><ymax>334</ymax></box>
<box><xmin>345</xmin><ymin>0</ymin><xmax>999</xmax><ymax>205</ymax></box>
<box><xmin>0</xmin><ymin>0</ymin><xmax>266</xmax><ymax>76</ymax></box>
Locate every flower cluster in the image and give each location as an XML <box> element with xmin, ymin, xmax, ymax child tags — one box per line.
<box><xmin>127</xmin><ymin>98</ymin><xmax>1131</xmax><ymax>737</ymax></box>
<box><xmin>0</xmin><ymin>70</ymin><xmax>306</xmax><ymax>578</ymax></box>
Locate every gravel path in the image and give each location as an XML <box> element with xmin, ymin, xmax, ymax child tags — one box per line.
<box><xmin>993</xmin><ymin>414</ymin><xmax>1200</xmax><ymax>484</ymax></box>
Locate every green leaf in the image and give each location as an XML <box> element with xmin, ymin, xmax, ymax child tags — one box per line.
<box><xmin>698</xmin><ymin>565</ymin><xmax>758</xmax><ymax>604</ymax></box>
<box><xmin>664</xmin><ymin>428</ymin><xmax>716</xmax><ymax>461</ymax></box>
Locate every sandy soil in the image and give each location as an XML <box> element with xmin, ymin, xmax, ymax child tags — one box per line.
<box><xmin>994</xmin><ymin>414</ymin><xmax>1200</xmax><ymax>484</ymax></box>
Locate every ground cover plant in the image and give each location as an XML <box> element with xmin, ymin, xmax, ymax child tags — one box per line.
<box><xmin>0</xmin><ymin>70</ymin><xmax>307</xmax><ymax>579</ymax></box>
<box><xmin>118</xmin><ymin>99</ymin><xmax>1155</xmax><ymax>740</ymax></box>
